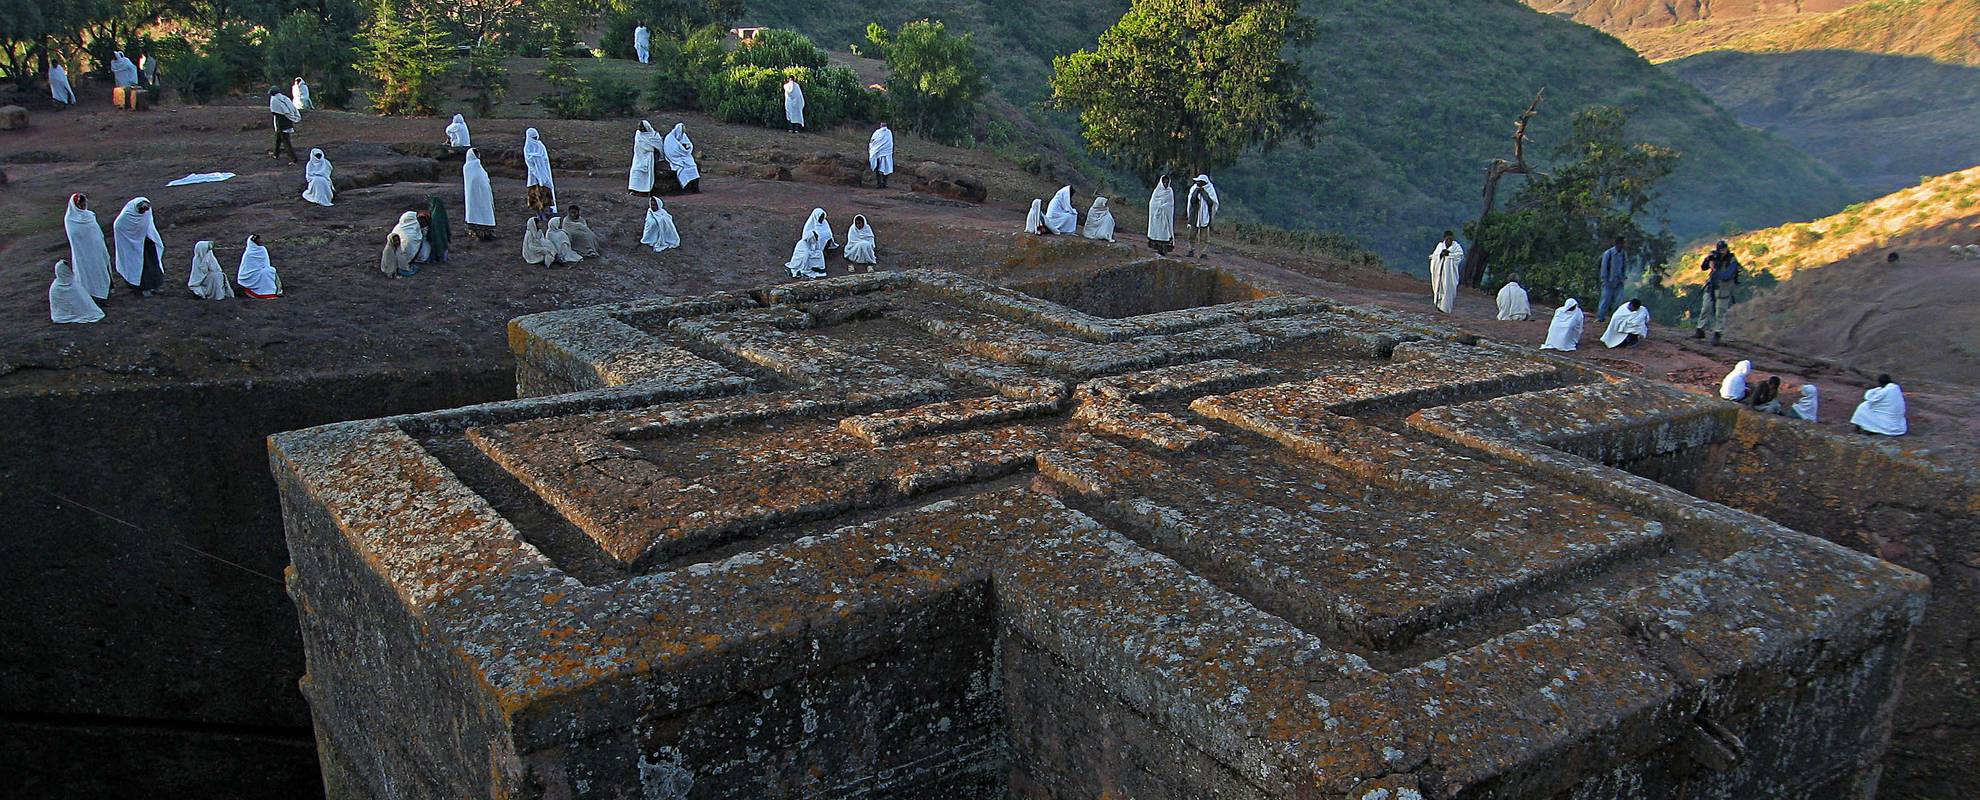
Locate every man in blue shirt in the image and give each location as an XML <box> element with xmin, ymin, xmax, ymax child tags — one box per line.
<box><xmin>1596</xmin><ymin>236</ymin><xmax>1628</xmax><ymax>321</ymax></box>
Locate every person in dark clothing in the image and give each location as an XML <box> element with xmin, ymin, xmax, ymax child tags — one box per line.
<box><xmin>1596</xmin><ymin>236</ymin><xmax>1628</xmax><ymax>321</ymax></box>
<box><xmin>1747</xmin><ymin>375</ymin><xmax>1783</xmax><ymax>413</ymax></box>
<box><xmin>269</xmin><ymin>87</ymin><xmax>300</xmax><ymax>164</ymax></box>
<box><xmin>1694</xmin><ymin>240</ymin><xmax>1740</xmax><ymax>345</ymax></box>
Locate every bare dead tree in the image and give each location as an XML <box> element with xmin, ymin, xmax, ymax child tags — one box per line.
<box><xmin>1462</xmin><ymin>88</ymin><xmax>1544</xmax><ymax>287</ymax></box>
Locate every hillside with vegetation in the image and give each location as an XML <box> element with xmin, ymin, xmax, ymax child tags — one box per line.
<box><xmin>1576</xmin><ymin>0</ymin><xmax>1980</xmax><ymax>64</ymax></box>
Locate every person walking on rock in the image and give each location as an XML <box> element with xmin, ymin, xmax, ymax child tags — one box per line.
<box><xmin>1186</xmin><ymin>175</ymin><xmax>1218</xmax><ymax>257</ymax></box>
<box><xmin>269</xmin><ymin>86</ymin><xmax>301</xmax><ymax>164</ymax></box>
<box><xmin>1694</xmin><ymin>240</ymin><xmax>1740</xmax><ymax>346</ymax></box>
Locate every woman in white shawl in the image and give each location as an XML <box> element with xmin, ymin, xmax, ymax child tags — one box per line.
<box><xmin>641</xmin><ymin>197</ymin><xmax>681</xmax><ymax>253</ymax></box>
<box><xmin>389</xmin><ymin>211</ymin><xmax>426</xmax><ymax>267</ymax></box>
<box><xmin>187</xmin><ymin>240</ymin><xmax>233</xmax><ymax>299</ymax></box>
<box><xmin>844</xmin><ymin>214</ymin><xmax>877</xmax><ymax>271</ymax></box>
<box><xmin>50</xmin><ymin>64</ymin><xmax>76</xmax><ymax>107</ymax></box>
<box><xmin>301</xmin><ymin>149</ymin><xmax>335</xmax><ymax>206</ymax></box>
<box><xmin>1599</xmin><ymin>298</ymin><xmax>1651</xmax><ymax>348</ymax></box>
<box><xmin>1540</xmin><ymin>299</ymin><xmax>1583</xmax><ymax>351</ymax></box>
<box><xmin>237</xmin><ymin>235</ymin><xmax>282</xmax><ymax>297</ymax></box>
<box><xmin>628</xmin><ymin>120</ymin><xmax>665</xmax><ymax>193</ymax></box>
<box><xmin>1785</xmin><ymin>384</ymin><xmax>1819</xmax><ymax>421</ymax></box>
<box><xmin>523</xmin><ymin>128</ymin><xmax>557</xmax><ymax>212</ymax></box>
<box><xmin>64</xmin><ymin>193</ymin><xmax>112</xmax><ymax>301</ymax></box>
<box><xmin>1851</xmin><ymin>375</ymin><xmax>1907</xmax><ymax>435</ymax></box>
<box><xmin>109</xmin><ymin>52</ymin><xmax>139</xmax><ymax>87</ymax></box>
<box><xmin>1146</xmin><ymin>175</ymin><xmax>1175</xmax><ymax>254</ymax></box>
<box><xmin>545</xmin><ymin>217</ymin><xmax>584</xmax><ymax>263</ymax></box>
<box><xmin>783</xmin><ymin>77</ymin><xmax>805</xmax><ymax>132</ymax></box>
<box><xmin>1043</xmin><ymin>186</ymin><xmax>1079</xmax><ymax>234</ymax></box>
<box><xmin>1024</xmin><ymin>199</ymin><xmax>1046</xmax><ymax>235</ymax></box>
<box><xmin>1082</xmin><ymin>197</ymin><xmax>1116</xmax><ymax>241</ymax></box>
<box><xmin>445</xmin><ymin>114</ymin><xmax>471</xmax><ymax>148</ymax></box>
<box><xmin>462</xmin><ymin>148</ymin><xmax>495</xmax><ymax>237</ymax></box>
<box><xmin>1495</xmin><ymin>275</ymin><xmax>1530</xmax><ymax>320</ymax></box>
<box><xmin>662</xmin><ymin>123</ymin><xmax>700</xmax><ymax>191</ymax></box>
<box><xmin>868</xmin><ymin>123</ymin><xmax>894</xmax><ymax>188</ymax></box>
<box><xmin>633</xmin><ymin>23</ymin><xmax>652</xmax><ymax>64</ymax></box>
<box><xmin>785</xmin><ymin>208</ymin><xmax>829</xmax><ymax>278</ymax></box>
<box><xmin>49</xmin><ymin>261</ymin><xmax>104</xmax><ymax>324</ymax></box>
<box><xmin>1718</xmin><ymin>360</ymin><xmax>1753</xmax><ymax>402</ymax></box>
<box><xmin>291</xmin><ymin>77</ymin><xmax>315</xmax><ymax>110</ymax></box>
<box><xmin>523</xmin><ymin>216</ymin><xmax>566</xmax><ymax>266</ymax></box>
<box><xmin>112</xmin><ymin>197</ymin><xmax>164</xmax><ymax>296</ymax></box>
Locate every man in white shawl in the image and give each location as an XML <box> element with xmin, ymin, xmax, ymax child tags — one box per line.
<box><xmin>523</xmin><ymin>128</ymin><xmax>557</xmax><ymax>212</ymax></box>
<box><xmin>446</xmin><ymin>114</ymin><xmax>471</xmax><ymax>148</ymax></box>
<box><xmin>49</xmin><ymin>261</ymin><xmax>104</xmax><ymax>324</ymax></box>
<box><xmin>1146</xmin><ymin>175</ymin><xmax>1175</xmax><ymax>255</ymax></box>
<box><xmin>110</xmin><ymin>51</ymin><xmax>139</xmax><ymax>88</ymax></box>
<box><xmin>113</xmin><ymin>197</ymin><xmax>165</xmax><ymax>296</ymax></box>
<box><xmin>1025</xmin><ymin>199</ymin><xmax>1046</xmax><ymax>235</ymax></box>
<box><xmin>64</xmin><ymin>193</ymin><xmax>112</xmax><ymax>301</ymax></box>
<box><xmin>188</xmin><ymin>240</ymin><xmax>233</xmax><ymax>299</ymax></box>
<box><xmin>1428</xmin><ymin>231</ymin><xmax>1463</xmax><ymax>314</ymax></box>
<box><xmin>1540</xmin><ymin>299</ymin><xmax>1583</xmax><ymax>351</ymax></box>
<box><xmin>1496</xmin><ymin>275</ymin><xmax>1530</xmax><ymax>320</ymax></box>
<box><xmin>1785</xmin><ymin>384</ymin><xmax>1819</xmax><ymax>421</ymax></box>
<box><xmin>1718</xmin><ymin>360</ymin><xmax>1753</xmax><ymax>402</ymax></box>
<box><xmin>1851</xmin><ymin>375</ymin><xmax>1907</xmax><ymax>435</ymax></box>
<box><xmin>868</xmin><ymin>123</ymin><xmax>894</xmax><ymax>188</ymax></box>
<box><xmin>462</xmin><ymin>148</ymin><xmax>495</xmax><ymax>237</ymax></box>
<box><xmin>50</xmin><ymin>64</ymin><xmax>76</xmax><ymax>107</ymax></box>
<box><xmin>1185</xmin><ymin>175</ymin><xmax>1218</xmax><ymax>257</ymax></box>
<box><xmin>1083</xmin><ymin>197</ymin><xmax>1116</xmax><ymax>241</ymax></box>
<box><xmin>1044</xmin><ymin>186</ymin><xmax>1079</xmax><ymax>234</ymax></box>
<box><xmin>783</xmin><ymin>77</ymin><xmax>805</xmax><ymax>132</ymax></box>
<box><xmin>269</xmin><ymin>86</ymin><xmax>301</xmax><ymax>164</ymax></box>
<box><xmin>629</xmin><ymin>120</ymin><xmax>665</xmax><ymax>193</ymax></box>
<box><xmin>662</xmin><ymin>123</ymin><xmax>700</xmax><ymax>191</ymax></box>
<box><xmin>237</xmin><ymin>235</ymin><xmax>282</xmax><ymax>298</ymax></box>
<box><xmin>641</xmin><ymin>197</ymin><xmax>680</xmax><ymax>253</ymax></box>
<box><xmin>844</xmin><ymin>214</ymin><xmax>877</xmax><ymax>272</ymax></box>
<box><xmin>633</xmin><ymin>23</ymin><xmax>652</xmax><ymax>64</ymax></box>
<box><xmin>302</xmin><ymin>149</ymin><xmax>335</xmax><ymax>206</ymax></box>
<box><xmin>1600</xmin><ymin>298</ymin><xmax>1651</xmax><ymax>348</ymax></box>
<box><xmin>292</xmin><ymin>77</ymin><xmax>315</xmax><ymax>110</ymax></box>
<box><xmin>786</xmin><ymin>208</ymin><xmax>830</xmax><ymax>278</ymax></box>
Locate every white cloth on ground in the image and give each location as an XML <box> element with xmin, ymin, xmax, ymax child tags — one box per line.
<box><xmin>292</xmin><ymin>78</ymin><xmax>314</xmax><ymax>110</ymax></box>
<box><xmin>1719</xmin><ymin>360</ymin><xmax>1753</xmax><ymax>401</ymax></box>
<box><xmin>641</xmin><ymin>199</ymin><xmax>680</xmax><ymax>252</ymax></box>
<box><xmin>1851</xmin><ymin>383</ymin><xmax>1907</xmax><ymax>435</ymax></box>
<box><xmin>49</xmin><ymin>261</ymin><xmax>104</xmax><ymax>324</ymax></box>
<box><xmin>1791</xmin><ymin>384</ymin><xmax>1819</xmax><ymax>422</ymax></box>
<box><xmin>462</xmin><ymin>148</ymin><xmax>495</xmax><ymax>226</ymax></box>
<box><xmin>523</xmin><ymin>128</ymin><xmax>557</xmax><ymax>209</ymax></box>
<box><xmin>1187</xmin><ymin>176</ymin><xmax>1219</xmax><ymax>227</ymax></box>
<box><xmin>1044</xmin><ymin>186</ymin><xmax>1079</xmax><ymax>234</ymax></box>
<box><xmin>1496</xmin><ymin>281</ymin><xmax>1530</xmax><ymax>320</ymax></box>
<box><xmin>868</xmin><ymin>126</ymin><xmax>894</xmax><ymax>174</ymax></box>
<box><xmin>662</xmin><ymin>123</ymin><xmax>699</xmax><ymax>187</ymax></box>
<box><xmin>629</xmin><ymin>120</ymin><xmax>664</xmax><ymax>192</ymax></box>
<box><xmin>1428</xmin><ymin>239</ymin><xmax>1463</xmax><ymax>314</ymax></box>
<box><xmin>1083</xmin><ymin>197</ymin><xmax>1116</xmax><ymax>241</ymax></box>
<box><xmin>50</xmin><ymin>65</ymin><xmax>76</xmax><ymax>104</ymax></box>
<box><xmin>302</xmin><ymin>149</ymin><xmax>335</xmax><ymax>206</ymax></box>
<box><xmin>446</xmin><ymin>114</ymin><xmax>471</xmax><ymax>147</ymax></box>
<box><xmin>1541</xmin><ymin>299</ymin><xmax>1583</xmax><ymax>351</ymax></box>
<box><xmin>112</xmin><ymin>197</ymin><xmax>163</xmax><ymax>287</ymax></box>
<box><xmin>844</xmin><ymin>216</ymin><xmax>876</xmax><ymax>264</ymax></box>
<box><xmin>783</xmin><ymin>80</ymin><xmax>805</xmax><ymax>125</ymax></box>
<box><xmin>64</xmin><ymin>195</ymin><xmax>112</xmax><ymax>300</ymax></box>
<box><xmin>1024</xmin><ymin>199</ymin><xmax>1045</xmax><ymax>234</ymax></box>
<box><xmin>1600</xmin><ymin>303</ymin><xmax>1650</xmax><ymax>348</ymax></box>
<box><xmin>164</xmin><ymin>172</ymin><xmax>236</xmax><ymax>186</ymax></box>
<box><xmin>1147</xmin><ymin>179</ymin><xmax>1175</xmax><ymax>243</ymax></box>
<box><xmin>110</xmin><ymin>52</ymin><xmax>138</xmax><ymax>87</ymax></box>
<box><xmin>188</xmin><ymin>240</ymin><xmax>233</xmax><ymax>299</ymax></box>
<box><xmin>237</xmin><ymin>237</ymin><xmax>281</xmax><ymax>296</ymax></box>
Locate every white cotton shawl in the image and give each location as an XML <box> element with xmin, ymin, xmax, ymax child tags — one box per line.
<box><xmin>462</xmin><ymin>149</ymin><xmax>495</xmax><ymax>226</ymax></box>
<box><xmin>629</xmin><ymin>120</ymin><xmax>664</xmax><ymax>192</ymax></box>
<box><xmin>1083</xmin><ymin>197</ymin><xmax>1116</xmax><ymax>241</ymax></box>
<box><xmin>1600</xmin><ymin>304</ymin><xmax>1650</xmax><ymax>348</ymax></box>
<box><xmin>641</xmin><ymin>199</ymin><xmax>680</xmax><ymax>252</ymax></box>
<box><xmin>1541</xmin><ymin>299</ymin><xmax>1583</xmax><ymax>351</ymax></box>
<box><xmin>390</xmin><ymin>212</ymin><xmax>424</xmax><ymax>263</ymax></box>
<box><xmin>634</xmin><ymin>26</ymin><xmax>651</xmax><ymax>63</ymax></box>
<box><xmin>1428</xmin><ymin>239</ymin><xmax>1463</xmax><ymax>314</ymax></box>
<box><xmin>786</xmin><ymin>208</ymin><xmax>828</xmax><ymax>275</ymax></box>
<box><xmin>1025</xmin><ymin>199</ymin><xmax>1045</xmax><ymax>234</ymax></box>
<box><xmin>49</xmin><ymin>261</ymin><xmax>104</xmax><ymax>324</ymax></box>
<box><xmin>545</xmin><ymin>218</ymin><xmax>584</xmax><ymax>263</ymax></box>
<box><xmin>784</xmin><ymin>80</ymin><xmax>805</xmax><ymax>125</ymax></box>
<box><xmin>112</xmin><ymin>197</ymin><xmax>163</xmax><ymax>287</ymax></box>
<box><xmin>523</xmin><ymin>218</ymin><xmax>558</xmax><ymax>265</ymax></box>
<box><xmin>292</xmin><ymin>78</ymin><xmax>314</xmax><ymax>110</ymax></box>
<box><xmin>844</xmin><ymin>216</ymin><xmax>876</xmax><ymax>264</ymax></box>
<box><xmin>1147</xmin><ymin>180</ymin><xmax>1175</xmax><ymax>243</ymax></box>
<box><xmin>1045</xmin><ymin>186</ymin><xmax>1079</xmax><ymax>234</ymax></box>
<box><xmin>50</xmin><ymin>65</ymin><xmax>76</xmax><ymax>104</ymax></box>
<box><xmin>1851</xmin><ymin>383</ymin><xmax>1907</xmax><ymax>435</ymax></box>
<box><xmin>302</xmin><ymin>149</ymin><xmax>335</xmax><ymax>206</ymax></box>
<box><xmin>523</xmin><ymin>128</ymin><xmax>556</xmax><ymax>208</ymax></box>
<box><xmin>1792</xmin><ymin>385</ymin><xmax>1819</xmax><ymax>422</ymax></box>
<box><xmin>868</xmin><ymin>126</ymin><xmax>894</xmax><ymax>174</ymax></box>
<box><xmin>1719</xmin><ymin>360</ymin><xmax>1752</xmax><ymax>401</ymax></box>
<box><xmin>110</xmin><ymin>53</ymin><xmax>138</xmax><ymax>87</ymax></box>
<box><xmin>188</xmin><ymin>240</ymin><xmax>232</xmax><ymax>299</ymax></box>
<box><xmin>662</xmin><ymin>123</ymin><xmax>699</xmax><ymax>186</ymax></box>
<box><xmin>237</xmin><ymin>237</ymin><xmax>281</xmax><ymax>296</ymax></box>
<box><xmin>1187</xmin><ymin>176</ymin><xmax>1219</xmax><ymax>227</ymax></box>
<box><xmin>446</xmin><ymin>114</ymin><xmax>471</xmax><ymax>147</ymax></box>
<box><xmin>270</xmin><ymin>92</ymin><xmax>300</xmax><ymax>123</ymax></box>
<box><xmin>1496</xmin><ymin>282</ymin><xmax>1530</xmax><ymax>320</ymax></box>
<box><xmin>64</xmin><ymin>195</ymin><xmax>112</xmax><ymax>300</ymax></box>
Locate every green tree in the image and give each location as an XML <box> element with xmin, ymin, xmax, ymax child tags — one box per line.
<box><xmin>1050</xmin><ymin>0</ymin><xmax>1322</xmax><ymax>179</ymax></box>
<box><xmin>0</xmin><ymin>0</ymin><xmax>120</xmax><ymax>89</ymax></box>
<box><xmin>865</xmin><ymin>20</ymin><xmax>985</xmax><ymax>144</ymax></box>
<box><xmin>358</xmin><ymin>0</ymin><xmax>453</xmax><ymax>115</ymax></box>
<box><xmin>457</xmin><ymin>37</ymin><xmax>508</xmax><ymax>116</ymax></box>
<box><xmin>1467</xmin><ymin>105</ymin><xmax>1681</xmax><ymax>305</ymax></box>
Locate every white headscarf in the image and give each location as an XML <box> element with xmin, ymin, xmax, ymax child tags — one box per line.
<box><xmin>1082</xmin><ymin>197</ymin><xmax>1115</xmax><ymax>241</ymax></box>
<box><xmin>1719</xmin><ymin>360</ymin><xmax>1752</xmax><ymax>401</ymax></box>
<box><xmin>302</xmin><ymin>148</ymin><xmax>335</xmax><ymax>206</ymax></box>
<box><xmin>523</xmin><ymin>217</ymin><xmax>557</xmax><ymax>265</ymax></box>
<box><xmin>803</xmin><ymin>207</ymin><xmax>834</xmax><ymax>247</ymax></box>
<box><xmin>783</xmin><ymin>79</ymin><xmax>805</xmax><ymax>125</ymax></box>
<box><xmin>1496</xmin><ymin>281</ymin><xmax>1530</xmax><ymax>321</ymax></box>
<box><xmin>641</xmin><ymin>198</ymin><xmax>680</xmax><ymax>253</ymax></box>
<box><xmin>236</xmin><ymin>236</ymin><xmax>281</xmax><ymax>296</ymax></box>
<box><xmin>112</xmin><ymin>197</ymin><xmax>163</xmax><ymax>287</ymax></box>
<box><xmin>1600</xmin><ymin>301</ymin><xmax>1650</xmax><ymax>348</ymax></box>
<box><xmin>523</xmin><ymin>128</ymin><xmax>556</xmax><ymax>208</ymax></box>
<box><xmin>1541</xmin><ymin>299</ymin><xmax>1583</xmax><ymax>351</ymax></box>
<box><xmin>1147</xmin><ymin>176</ymin><xmax>1175</xmax><ymax>243</ymax></box>
<box><xmin>1791</xmin><ymin>384</ymin><xmax>1819</xmax><ymax>422</ymax></box>
<box><xmin>786</xmin><ymin>208</ymin><xmax>828</xmax><ymax>275</ymax></box>
<box><xmin>188</xmin><ymin>240</ymin><xmax>233</xmax><ymax>299</ymax></box>
<box><xmin>390</xmin><ymin>211</ymin><xmax>424</xmax><ymax>262</ymax></box>
<box><xmin>1025</xmin><ymin>199</ymin><xmax>1045</xmax><ymax>234</ymax></box>
<box><xmin>49</xmin><ymin>260</ymin><xmax>104</xmax><ymax>324</ymax></box>
<box><xmin>629</xmin><ymin>120</ymin><xmax>664</xmax><ymax>192</ymax></box>
<box><xmin>844</xmin><ymin>214</ymin><xmax>876</xmax><ymax>264</ymax></box>
<box><xmin>868</xmin><ymin>124</ymin><xmax>894</xmax><ymax>174</ymax></box>
<box><xmin>64</xmin><ymin>194</ymin><xmax>111</xmax><ymax>300</ymax></box>
<box><xmin>1044</xmin><ymin>186</ymin><xmax>1079</xmax><ymax>234</ymax></box>
<box><xmin>462</xmin><ymin>148</ymin><xmax>495</xmax><ymax>226</ymax></box>
<box><xmin>292</xmin><ymin>77</ymin><xmax>314</xmax><ymax>110</ymax></box>
<box><xmin>50</xmin><ymin>64</ymin><xmax>76</xmax><ymax>104</ymax></box>
<box><xmin>1851</xmin><ymin>382</ymin><xmax>1907</xmax><ymax>435</ymax></box>
<box><xmin>662</xmin><ymin>122</ymin><xmax>699</xmax><ymax>186</ymax></box>
<box><xmin>446</xmin><ymin>114</ymin><xmax>471</xmax><ymax>147</ymax></box>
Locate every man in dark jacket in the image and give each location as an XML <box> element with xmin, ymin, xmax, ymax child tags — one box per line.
<box><xmin>1694</xmin><ymin>240</ymin><xmax>1740</xmax><ymax>345</ymax></box>
<box><xmin>1596</xmin><ymin>236</ymin><xmax>1628</xmax><ymax>321</ymax></box>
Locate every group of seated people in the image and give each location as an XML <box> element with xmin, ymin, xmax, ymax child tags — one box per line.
<box><xmin>785</xmin><ymin>208</ymin><xmax>878</xmax><ymax>279</ymax></box>
<box><xmin>1719</xmin><ymin>360</ymin><xmax>1907</xmax><ymax>435</ymax></box>
<box><xmin>520</xmin><ymin>207</ymin><xmax>602</xmax><ymax>268</ymax></box>
<box><xmin>1527</xmin><ymin>285</ymin><xmax>1648</xmax><ymax>352</ymax></box>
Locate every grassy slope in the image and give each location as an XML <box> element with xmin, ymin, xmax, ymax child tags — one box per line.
<box><xmin>746</xmin><ymin>0</ymin><xmax>1854</xmax><ymax>266</ymax></box>
<box><xmin>1621</xmin><ymin>0</ymin><xmax>1980</xmax><ymax>64</ymax></box>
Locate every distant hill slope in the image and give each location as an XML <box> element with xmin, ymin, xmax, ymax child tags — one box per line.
<box><xmin>1538</xmin><ymin>0</ymin><xmax>1980</xmax><ymax>64</ymax></box>
<box><xmin>1523</xmin><ymin>0</ymin><xmax>1859</xmax><ymax>35</ymax></box>
<box><xmin>747</xmin><ymin>0</ymin><xmax>1855</xmax><ymax>266</ymax></box>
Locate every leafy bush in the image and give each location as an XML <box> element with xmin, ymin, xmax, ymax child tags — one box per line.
<box><xmin>159</xmin><ymin>48</ymin><xmax>230</xmax><ymax>105</ymax></box>
<box><xmin>865</xmin><ymin>20</ymin><xmax>986</xmax><ymax>144</ymax></box>
<box><xmin>358</xmin><ymin>0</ymin><xmax>454</xmax><ymax>115</ymax></box>
<box><xmin>588</xmin><ymin>75</ymin><xmax>643</xmax><ymax>117</ymax></box>
<box><xmin>726</xmin><ymin>28</ymin><xmax>828</xmax><ymax>71</ymax></box>
<box><xmin>457</xmin><ymin>39</ymin><xmax>509</xmax><ymax>117</ymax></box>
<box><xmin>647</xmin><ymin>23</ymin><xmax>726</xmax><ymax>109</ymax></box>
<box><xmin>209</xmin><ymin>23</ymin><xmax>265</xmax><ymax>94</ymax></box>
<box><xmin>701</xmin><ymin>61</ymin><xmax>870</xmax><ymax>129</ymax></box>
<box><xmin>264</xmin><ymin>11</ymin><xmax>357</xmax><ymax>108</ymax></box>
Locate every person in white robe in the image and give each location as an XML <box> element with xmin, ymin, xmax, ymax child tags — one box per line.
<box><xmin>641</xmin><ymin>197</ymin><xmax>681</xmax><ymax>253</ymax></box>
<box><xmin>868</xmin><ymin>123</ymin><xmax>894</xmax><ymax>188</ymax></box>
<box><xmin>380</xmin><ymin>233</ymin><xmax>411</xmax><ymax>277</ymax></box>
<box><xmin>1785</xmin><ymin>384</ymin><xmax>1819</xmax><ymax>421</ymax></box>
<box><xmin>236</xmin><ymin>235</ymin><xmax>282</xmax><ymax>297</ymax></box>
<box><xmin>1719</xmin><ymin>360</ymin><xmax>1753</xmax><ymax>402</ymax></box>
<box><xmin>388</xmin><ymin>211</ymin><xmax>425</xmax><ymax>270</ymax></box>
<box><xmin>269</xmin><ymin>87</ymin><xmax>301</xmax><ymax>163</ymax></box>
<box><xmin>545</xmin><ymin>217</ymin><xmax>584</xmax><ymax>263</ymax></box>
<box><xmin>662</xmin><ymin>122</ymin><xmax>700</xmax><ymax>191</ymax></box>
<box><xmin>1600</xmin><ymin>299</ymin><xmax>1651</xmax><ymax>348</ymax></box>
<box><xmin>1146</xmin><ymin>175</ymin><xmax>1175</xmax><ymax>255</ymax></box>
<box><xmin>1025</xmin><ymin>199</ymin><xmax>1046</xmax><ymax>235</ymax></box>
<box><xmin>187</xmin><ymin>240</ymin><xmax>233</xmax><ymax>299</ymax></box>
<box><xmin>1496</xmin><ymin>276</ymin><xmax>1530</xmax><ymax>320</ymax></box>
<box><xmin>633</xmin><ymin>23</ymin><xmax>652</xmax><ymax>64</ymax></box>
<box><xmin>64</xmin><ymin>194</ymin><xmax>112</xmax><ymax>301</ymax></box>
<box><xmin>292</xmin><ymin>77</ymin><xmax>315</xmax><ymax>110</ymax></box>
<box><xmin>445</xmin><ymin>114</ymin><xmax>471</xmax><ymax>148</ymax></box>
<box><xmin>110</xmin><ymin>52</ymin><xmax>139</xmax><ymax>88</ymax></box>
<box><xmin>462</xmin><ymin>148</ymin><xmax>495</xmax><ymax>236</ymax></box>
<box><xmin>783</xmin><ymin>78</ymin><xmax>805</xmax><ymax>132</ymax></box>
<box><xmin>560</xmin><ymin>206</ymin><xmax>600</xmax><ymax>257</ymax></box>
<box><xmin>1083</xmin><ymin>197</ymin><xmax>1116</xmax><ymax>241</ymax></box>
<box><xmin>628</xmin><ymin>120</ymin><xmax>665</xmax><ymax>193</ymax></box>
<box><xmin>786</xmin><ymin>208</ymin><xmax>830</xmax><ymax>278</ymax></box>
<box><xmin>1044</xmin><ymin>186</ymin><xmax>1079</xmax><ymax>234</ymax></box>
<box><xmin>523</xmin><ymin>217</ymin><xmax>564</xmax><ymax>266</ymax></box>
<box><xmin>1851</xmin><ymin>375</ymin><xmax>1907</xmax><ymax>435</ymax></box>
<box><xmin>523</xmin><ymin>128</ymin><xmax>557</xmax><ymax>212</ymax></box>
<box><xmin>1428</xmin><ymin>231</ymin><xmax>1463</xmax><ymax>314</ymax></box>
<box><xmin>1185</xmin><ymin>175</ymin><xmax>1219</xmax><ymax>256</ymax></box>
<box><xmin>301</xmin><ymin>149</ymin><xmax>335</xmax><ymax>206</ymax></box>
<box><xmin>50</xmin><ymin>64</ymin><xmax>76</xmax><ymax>107</ymax></box>
<box><xmin>49</xmin><ymin>260</ymin><xmax>104</xmax><ymax>324</ymax></box>
<box><xmin>844</xmin><ymin>214</ymin><xmax>877</xmax><ymax>271</ymax></box>
<box><xmin>1540</xmin><ymin>299</ymin><xmax>1583</xmax><ymax>351</ymax></box>
<box><xmin>112</xmin><ymin>197</ymin><xmax>165</xmax><ymax>295</ymax></box>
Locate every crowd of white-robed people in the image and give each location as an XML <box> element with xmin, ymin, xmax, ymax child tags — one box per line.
<box><xmin>1021</xmin><ymin>174</ymin><xmax>1222</xmax><ymax>260</ymax></box>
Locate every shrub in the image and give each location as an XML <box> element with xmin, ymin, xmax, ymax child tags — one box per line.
<box><xmin>264</xmin><ymin>11</ymin><xmax>357</xmax><ymax>108</ymax></box>
<box><xmin>726</xmin><ymin>28</ymin><xmax>828</xmax><ymax>71</ymax></box>
<box><xmin>209</xmin><ymin>23</ymin><xmax>265</xmax><ymax>94</ymax></box>
<box><xmin>702</xmin><ymin>64</ymin><xmax>783</xmax><ymax>125</ymax></box>
<box><xmin>159</xmin><ymin>49</ymin><xmax>230</xmax><ymax>105</ymax></box>
<box><xmin>359</xmin><ymin>0</ymin><xmax>454</xmax><ymax>115</ymax></box>
<box><xmin>457</xmin><ymin>40</ymin><xmax>509</xmax><ymax>117</ymax></box>
<box><xmin>647</xmin><ymin>23</ymin><xmax>726</xmax><ymax>109</ymax></box>
<box><xmin>588</xmin><ymin>75</ymin><xmax>643</xmax><ymax>117</ymax></box>
<box><xmin>865</xmin><ymin>20</ymin><xmax>986</xmax><ymax>144</ymax></box>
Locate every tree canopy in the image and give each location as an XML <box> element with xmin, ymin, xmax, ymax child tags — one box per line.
<box><xmin>865</xmin><ymin>19</ymin><xmax>985</xmax><ymax>144</ymax></box>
